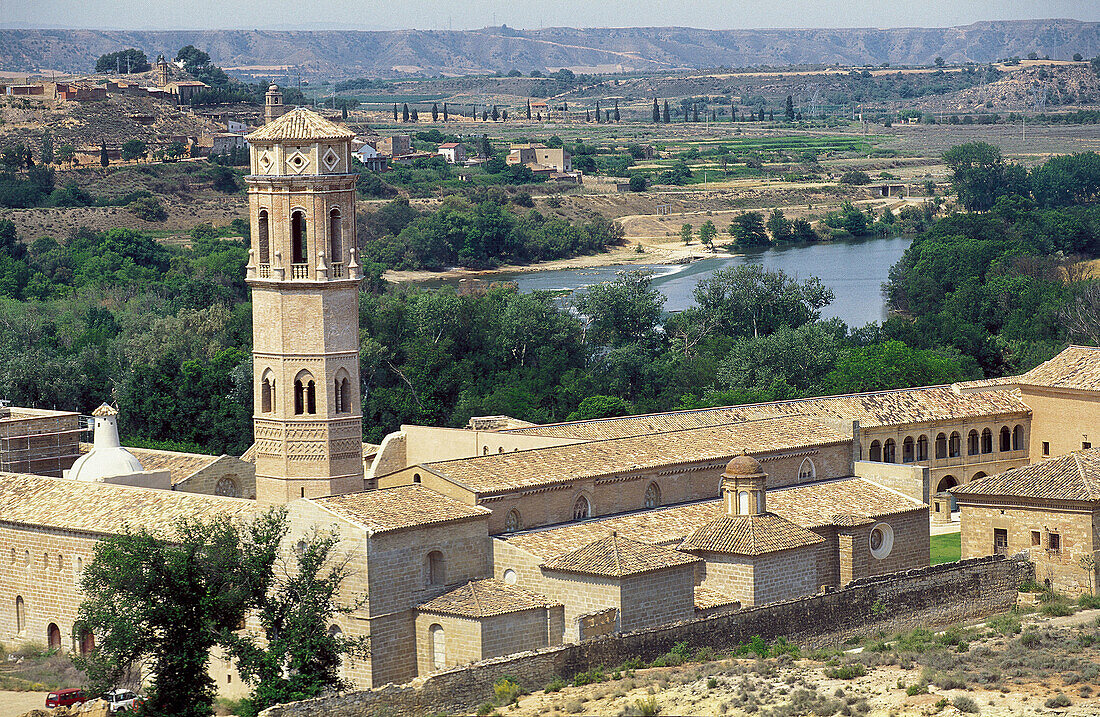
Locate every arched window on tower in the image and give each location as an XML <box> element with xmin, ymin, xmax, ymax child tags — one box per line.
<box><xmin>293</xmin><ymin>371</ymin><xmax>316</xmax><ymax>415</ymax></box>
<box><xmin>261</xmin><ymin>370</ymin><xmax>275</xmax><ymax>413</ymax></box>
<box><xmin>291</xmin><ymin>209</ymin><xmax>307</xmax><ymax>265</ymax></box>
<box><xmin>306</xmin><ymin>381</ymin><xmax>316</xmax><ymax>414</ymax></box>
<box><xmin>257</xmin><ymin>209</ymin><xmax>270</xmax><ymax>264</ymax></box>
<box><xmin>335</xmin><ymin>376</ymin><xmax>351</xmax><ymax>414</ymax></box>
<box><xmin>15</xmin><ymin>596</ymin><xmax>25</xmax><ymax>635</ymax></box>
<box><xmin>573</xmin><ymin>495</ymin><xmax>591</xmax><ymax>520</ymax></box>
<box><xmin>329</xmin><ymin>207</ymin><xmax>342</xmax><ymax>265</ymax></box>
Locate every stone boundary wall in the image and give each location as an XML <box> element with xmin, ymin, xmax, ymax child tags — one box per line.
<box><xmin>261</xmin><ymin>556</ymin><xmax>1032</xmax><ymax>717</ymax></box>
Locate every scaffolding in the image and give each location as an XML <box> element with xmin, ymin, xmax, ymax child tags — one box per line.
<box><xmin>0</xmin><ymin>412</ymin><xmax>84</xmax><ymax>478</ymax></box>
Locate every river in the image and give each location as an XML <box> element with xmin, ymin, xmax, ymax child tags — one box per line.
<box><xmin>433</xmin><ymin>236</ymin><xmax>912</xmax><ymax>328</ymax></box>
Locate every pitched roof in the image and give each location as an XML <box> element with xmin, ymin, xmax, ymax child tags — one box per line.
<box><xmin>680</xmin><ymin>513</ymin><xmax>825</xmax><ymax>556</ymax></box>
<box><xmin>310</xmin><ymin>485</ymin><xmax>489</xmax><ymax>534</ymax></box>
<box><xmin>502</xmin><ymin>476</ymin><xmax>924</xmax><ymax>559</ymax></box>
<box><xmin>502</xmin><ymin>385</ymin><xmax>1030</xmax><ymax>440</ymax></box>
<box><xmin>425</xmin><ymin>415</ymin><xmax>849</xmax><ymax>495</ymax></box>
<box><xmin>695</xmin><ymin>585</ymin><xmax>740</xmax><ymax>611</ymax></box>
<box><xmin>952</xmin><ymin>449</ymin><xmax>1100</xmax><ymax>503</ymax></box>
<box><xmin>540</xmin><ymin>532</ymin><xmax>700</xmax><ymax>577</ymax></box>
<box><xmin>1016</xmin><ymin>346</ymin><xmax>1100</xmax><ymax>392</ymax></box>
<box><xmin>246</xmin><ymin>107</ymin><xmax>355</xmax><ymax>142</ymax></box>
<box><xmin>0</xmin><ymin>471</ymin><xmax>254</xmax><ymax>537</ymax></box>
<box><xmin>79</xmin><ymin>444</ymin><xmax>221</xmax><ymax>485</ymax></box>
<box><xmin>418</xmin><ymin>579</ymin><xmax>559</xmax><ymax>618</ymax></box>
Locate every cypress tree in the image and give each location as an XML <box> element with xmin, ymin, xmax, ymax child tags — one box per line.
<box><xmin>614</xmin><ymin>100</ymin><xmax>620</xmax><ymax>122</ymax></box>
<box><xmin>432</xmin><ymin>103</ymin><xmax>439</xmax><ymax>121</ymax></box>
<box><xmin>692</xmin><ymin>104</ymin><xmax>699</xmax><ymax>122</ymax></box>
<box><xmin>595</xmin><ymin>100</ymin><xmax>601</xmax><ymax>123</ymax></box>
<box><xmin>731</xmin><ymin>99</ymin><xmax>736</xmax><ymax>122</ymax></box>
<box><xmin>769</xmin><ymin>110</ymin><xmax>774</xmax><ymax>121</ymax></box>
<box><xmin>443</xmin><ymin>102</ymin><xmax>448</xmax><ymax>121</ymax></box>
<box><xmin>663</xmin><ymin>100</ymin><xmax>670</xmax><ymax>123</ymax></box>
<box><xmin>411</xmin><ymin>108</ymin><xmax>419</xmax><ymax>122</ymax></box>
<box><xmin>785</xmin><ymin>94</ymin><xmax>795</xmax><ymax>121</ymax></box>
<box><xmin>491</xmin><ymin>105</ymin><xmax>499</xmax><ymax>121</ymax></box>
<box><xmin>402</xmin><ymin>103</ymin><xmax>409</xmax><ymax>122</ymax></box>
<box><xmin>586</xmin><ymin>110</ymin><xmax>591</xmax><ymax>122</ymax></box>
<box><xmin>393</xmin><ymin>103</ymin><xmax>398</xmax><ymax>121</ymax></box>
<box><xmin>652</xmin><ymin>97</ymin><xmax>659</xmax><ymax>123</ymax></box>
<box><xmin>563</xmin><ymin>100</ymin><xmax>568</xmax><ymax>113</ymax></box>
<box><xmin>526</xmin><ymin>99</ymin><xmax>531</xmax><ymax>119</ymax></box>
<box><xmin>605</xmin><ymin>109</ymin><xmax>610</xmax><ymax>122</ymax></box>
<box><xmin>100</xmin><ymin>141</ymin><xmax>109</xmax><ymax>167</ymax></box>
<box><xmin>711</xmin><ymin>109</ymin><xmax>717</xmax><ymax>122</ymax></box>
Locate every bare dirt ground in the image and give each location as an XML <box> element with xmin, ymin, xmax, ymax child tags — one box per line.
<box><xmin>496</xmin><ymin>609</ymin><xmax>1100</xmax><ymax>717</ymax></box>
<box><xmin>0</xmin><ymin>691</ymin><xmax>49</xmax><ymax>716</ymax></box>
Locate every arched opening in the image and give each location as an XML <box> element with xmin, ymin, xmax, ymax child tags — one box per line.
<box><xmin>329</xmin><ymin>207</ymin><xmax>342</xmax><ymax>263</ymax></box>
<box><xmin>950</xmin><ymin>432</ymin><xmax>961</xmax><ymax>458</ymax></box>
<box><xmin>47</xmin><ymin>623</ymin><xmax>61</xmax><ymax>650</ymax></box>
<box><xmin>573</xmin><ymin>495</ymin><xmax>590</xmax><ymax>520</ymax></box>
<box><xmin>1012</xmin><ymin>424</ymin><xmax>1023</xmax><ymax>451</ymax></box>
<box><xmin>261</xmin><ymin>370</ymin><xmax>275</xmax><ymax>413</ymax></box>
<box><xmin>972</xmin><ymin>471</ymin><xmax>987</xmax><ymax>480</ymax></box>
<box><xmin>917</xmin><ymin>435</ymin><xmax>929</xmax><ymax>461</ymax></box>
<box><xmin>869</xmin><ymin>440</ymin><xmax>882</xmax><ymax>462</ymax></box>
<box><xmin>1000</xmin><ymin>426</ymin><xmax>1011</xmax><ymax>452</ymax></box>
<box><xmin>883</xmin><ymin>438</ymin><xmax>896</xmax><ymax>463</ymax></box>
<box><xmin>257</xmin><ymin>209</ymin><xmax>270</xmax><ymax>264</ymax></box>
<box><xmin>15</xmin><ymin>596</ymin><xmax>25</xmax><ymax>635</ymax></box>
<box><xmin>902</xmin><ymin>436</ymin><xmax>915</xmax><ymax>463</ymax></box>
<box><xmin>504</xmin><ymin>509</ymin><xmax>522</xmax><ymax>533</ymax></box>
<box><xmin>738</xmin><ymin>490</ymin><xmax>750</xmax><ymax>514</ymax></box>
<box><xmin>293</xmin><ymin>372</ymin><xmax>316</xmax><ymax>415</ymax></box>
<box><xmin>935</xmin><ymin>433</ymin><xmax>947</xmax><ymax>459</ymax></box>
<box><xmin>981</xmin><ymin>428</ymin><xmax>993</xmax><ymax>454</ymax></box>
<box><xmin>338</xmin><ymin>377</ymin><xmax>351</xmax><ymax>414</ymax></box>
<box><xmin>291</xmin><ymin>209</ymin><xmax>307</xmax><ymax>264</ymax></box>
<box><xmin>79</xmin><ymin>630</ymin><xmax>95</xmax><ymax>656</ymax></box>
<box><xmin>644</xmin><ymin>483</ymin><xmax>661</xmax><ymax>509</ymax></box>
<box><xmin>798</xmin><ymin>458</ymin><xmax>816</xmax><ymax>480</ymax></box>
<box><xmin>430</xmin><ymin>624</ymin><xmax>445</xmax><ymax>670</ymax></box>
<box><xmin>426</xmin><ymin>551</ymin><xmax>445</xmax><ymax>586</ymax></box>
<box><xmin>215</xmin><ymin>477</ymin><xmax>240</xmax><ymax>498</ymax></box>
<box><xmin>967</xmin><ymin>430</ymin><xmax>979</xmax><ymax>456</ymax></box>
<box><xmin>937</xmin><ymin>475</ymin><xmax>959</xmax><ymax>511</ymax></box>
<box><xmin>328</xmin><ymin>624</ymin><xmax>342</xmax><ymax>637</ymax></box>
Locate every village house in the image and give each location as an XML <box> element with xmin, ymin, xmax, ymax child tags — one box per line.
<box><xmin>437</xmin><ymin>142</ymin><xmax>466</xmax><ymax>164</ymax></box>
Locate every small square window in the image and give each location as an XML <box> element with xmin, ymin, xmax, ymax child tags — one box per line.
<box><xmin>1084</xmin><ymin>442</ymin><xmax>1092</xmax><ymax>450</ymax></box>
<box><xmin>1042</xmin><ymin>441</ymin><xmax>1050</xmax><ymax>456</ymax></box>
<box><xmin>1031</xmin><ymin>531</ymin><xmax>1041</xmax><ymax>547</ymax></box>
<box><xmin>1049</xmin><ymin>533</ymin><xmax>1061</xmax><ymax>553</ymax></box>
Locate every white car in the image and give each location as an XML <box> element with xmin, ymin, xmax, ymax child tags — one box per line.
<box><xmin>102</xmin><ymin>689</ymin><xmax>140</xmax><ymax>712</ymax></box>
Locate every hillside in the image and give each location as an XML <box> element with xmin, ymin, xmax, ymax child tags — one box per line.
<box><xmin>2</xmin><ymin>19</ymin><xmax>1098</xmax><ymax>79</ymax></box>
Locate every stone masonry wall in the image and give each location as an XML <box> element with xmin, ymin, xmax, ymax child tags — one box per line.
<box><xmin>260</xmin><ymin>556</ymin><xmax>1031</xmax><ymax>717</ymax></box>
<box><xmin>619</xmin><ymin>565</ymin><xmax>696</xmax><ymax>633</ymax></box>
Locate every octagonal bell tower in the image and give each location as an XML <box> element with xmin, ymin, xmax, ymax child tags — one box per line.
<box><xmin>245</xmin><ymin>107</ymin><xmax>364</xmax><ymax>505</ymax></box>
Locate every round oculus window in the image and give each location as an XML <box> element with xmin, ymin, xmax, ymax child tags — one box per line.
<box><xmin>869</xmin><ymin>523</ymin><xmax>894</xmax><ymax>560</ymax></box>
<box><xmin>503</xmin><ymin>569</ymin><xmax>517</xmax><ymax>585</ymax></box>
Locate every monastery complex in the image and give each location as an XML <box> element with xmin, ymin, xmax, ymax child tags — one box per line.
<box><xmin>0</xmin><ymin>105</ymin><xmax>1097</xmax><ymax>697</ymax></box>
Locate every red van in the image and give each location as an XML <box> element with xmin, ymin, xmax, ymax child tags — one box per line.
<box><xmin>46</xmin><ymin>688</ymin><xmax>86</xmax><ymax>707</ymax></box>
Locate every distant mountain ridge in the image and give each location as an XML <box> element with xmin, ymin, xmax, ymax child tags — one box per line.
<box><xmin>2</xmin><ymin>20</ymin><xmax>1098</xmax><ymax>78</ymax></box>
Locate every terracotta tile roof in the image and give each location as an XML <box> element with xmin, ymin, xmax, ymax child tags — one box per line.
<box><xmin>502</xmin><ymin>476</ymin><xmax>925</xmax><ymax>559</ymax></box>
<box><xmin>765</xmin><ymin>477</ymin><xmax>926</xmax><ymax>529</ymax></box>
<box><xmin>502</xmin><ymin>385</ymin><xmax>1030</xmax><ymax>440</ymax></box>
<box><xmin>694</xmin><ymin>585</ymin><xmax>740</xmax><ymax>611</ymax></box>
<box><xmin>540</xmin><ymin>532</ymin><xmax>700</xmax><ymax>577</ymax></box>
<box><xmin>247</xmin><ymin>107</ymin><xmax>355</xmax><ymax>142</ymax></box>
<box><xmin>310</xmin><ymin>485</ymin><xmax>489</xmax><ymax>534</ymax></box>
<box><xmin>0</xmin><ymin>471</ymin><xmax>254</xmax><ymax>537</ymax></box>
<box><xmin>426</xmin><ymin>416</ymin><xmax>849</xmax><ymax>495</ymax></box>
<box><xmin>79</xmin><ymin>444</ymin><xmax>221</xmax><ymax>485</ymax></box>
<box><xmin>680</xmin><ymin>513</ymin><xmax>825</xmax><ymax>555</ymax></box>
<box><xmin>1016</xmin><ymin>346</ymin><xmax>1100</xmax><ymax>392</ymax></box>
<box><xmin>418</xmin><ymin>578</ymin><xmax>559</xmax><ymax>618</ymax></box>
<box><xmin>952</xmin><ymin>449</ymin><xmax>1100</xmax><ymax>503</ymax></box>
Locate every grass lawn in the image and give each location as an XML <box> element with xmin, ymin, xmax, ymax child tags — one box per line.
<box><xmin>931</xmin><ymin>532</ymin><xmax>961</xmax><ymax>565</ymax></box>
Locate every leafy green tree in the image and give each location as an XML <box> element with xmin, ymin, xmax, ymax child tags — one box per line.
<box><xmin>691</xmin><ymin>264</ymin><xmax>834</xmax><ymax>339</ymax></box>
<box><xmin>785</xmin><ymin>94</ymin><xmax>795</xmax><ymax>121</ymax></box>
<box><xmin>628</xmin><ymin>173</ymin><xmax>647</xmax><ymax>192</ymax></box>
<box><xmin>698</xmin><ymin>220</ymin><xmax>717</xmax><ymax>249</ymax></box>
<box><xmin>838</xmin><ymin>170</ymin><xmax>871</xmax><ymax>185</ymax></box>
<box><xmin>99</xmin><ymin>142</ymin><xmax>109</xmax><ymax>168</ymax></box>
<box><xmin>95</xmin><ymin>48</ymin><xmax>151</xmax><ymax>73</ymax></box>
<box><xmin>680</xmin><ymin>223</ymin><xmax>693</xmax><ymax>245</ymax></box>
<box><xmin>175</xmin><ymin>45</ymin><xmax>211</xmax><ymax>71</ymax></box>
<box><xmin>820</xmin><ymin>340</ymin><xmax>974</xmax><ymax>394</ymax></box>
<box><xmin>120</xmin><ymin>139</ymin><xmax>147</xmax><ymax>161</ymax></box>
<box><xmin>39</xmin><ymin>131</ymin><xmax>53</xmax><ymax>166</ymax></box>
<box><xmin>717</xmin><ymin>322</ymin><xmax>845</xmax><ymax>397</ymax></box>
<box><xmin>402</xmin><ymin>103</ymin><xmax>410</xmax><ymax>122</ymax></box>
<box><xmin>223</xmin><ymin>525</ymin><xmax>366</xmax><ymax>715</ymax></box>
<box><xmin>766</xmin><ymin>208</ymin><xmax>793</xmax><ymax>242</ymax></box>
<box><xmin>574</xmin><ymin>270</ymin><xmax>664</xmax><ymax>348</ymax></box>
<box><xmin>791</xmin><ymin>218</ymin><xmax>818</xmax><ymax>242</ymax></box>
<box><xmin>728</xmin><ymin>211</ymin><xmax>769</xmax><ymax>247</ymax></box>
<box><xmin>55</xmin><ymin>144</ymin><xmax>75</xmax><ymax>168</ymax></box>
<box><xmin>165</xmin><ymin>141</ymin><xmax>188</xmax><ymax>161</ymax></box>
<box><xmin>1030</xmin><ymin>152</ymin><xmax>1100</xmax><ymax>207</ymax></box>
<box><xmin>943</xmin><ymin>142</ymin><xmax>1029</xmax><ymax>212</ymax></box>
<box><xmin>432</xmin><ymin>103</ymin><xmax>439</xmax><ymax>121</ymax></box>
<box><xmin>567</xmin><ymin>395</ymin><xmax>634</xmax><ymax>421</ymax></box>
<box><xmin>75</xmin><ymin>511</ymin><xmax>285</xmax><ymax>717</ymax></box>
<box><xmin>663</xmin><ymin>100</ymin><xmax>670</xmax><ymax>123</ymax></box>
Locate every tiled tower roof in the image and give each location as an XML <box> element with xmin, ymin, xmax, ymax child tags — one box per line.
<box><xmin>247</xmin><ymin>107</ymin><xmax>355</xmax><ymax>143</ymax></box>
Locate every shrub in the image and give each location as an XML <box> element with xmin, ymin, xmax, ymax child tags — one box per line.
<box><xmin>707</xmin><ymin>677</ymin><xmax>718</xmax><ymax>689</ymax></box>
<box><xmin>906</xmin><ymin>682</ymin><xmax>928</xmax><ymax>696</ymax></box>
<box><xmin>838</xmin><ymin>170</ymin><xmax>872</xmax><ymax>185</ymax></box>
<box><xmin>824</xmin><ymin>663</ymin><xmax>867</xmax><ymax>680</ymax></box>
<box><xmin>1019</xmin><ymin>632</ymin><xmax>1041</xmax><ymax>649</ymax></box>
<box><xmin>620</xmin><ymin>657</ymin><xmax>645</xmax><ymax>671</ymax></box>
<box><xmin>986</xmin><ymin>613</ymin><xmax>1022</xmax><ymax>636</ymax></box>
<box><xmin>633</xmin><ymin>696</ymin><xmax>660</xmax><ymax>716</ymax></box>
<box><xmin>953</xmin><ymin>695</ymin><xmax>980</xmax><ymax>713</ymax></box>
<box><xmin>493</xmin><ymin>677</ymin><xmax>524</xmax><ymax>705</ymax></box>
<box><xmin>572</xmin><ymin>668</ymin><xmax>606</xmax><ymax>687</ymax></box>
<box><xmin>1077</xmin><ymin>593</ymin><xmax>1100</xmax><ymax>609</ymax></box>
<box><xmin>544</xmin><ymin>678</ymin><xmax>566</xmax><ymax>693</ymax></box>
<box><xmin>128</xmin><ymin>195</ymin><xmax>168</xmax><ymax>222</ymax></box>
<box><xmin>1045</xmin><ymin>693</ymin><xmax>1072</xmax><ymax>708</ymax></box>
<box><xmin>1040</xmin><ymin>600</ymin><xmax>1074</xmax><ymax>617</ymax></box>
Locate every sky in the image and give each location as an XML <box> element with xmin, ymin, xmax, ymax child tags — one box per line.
<box><xmin>2</xmin><ymin>0</ymin><xmax>1098</xmax><ymax>31</ymax></box>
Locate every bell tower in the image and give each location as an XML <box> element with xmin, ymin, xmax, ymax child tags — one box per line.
<box><xmin>244</xmin><ymin>107</ymin><xmax>364</xmax><ymax>505</ymax></box>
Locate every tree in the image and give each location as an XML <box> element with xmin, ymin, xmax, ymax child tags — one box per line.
<box><xmin>443</xmin><ymin>102</ymin><xmax>449</xmax><ymax>121</ymax></box>
<box><xmin>935</xmin><ymin>56</ymin><xmax>946</xmax><ymax>67</ymax></box>
<box><xmin>74</xmin><ymin>511</ymin><xmax>285</xmax><ymax>717</ymax></box>
<box><xmin>692</xmin><ymin>264</ymin><xmax>834</xmax><ymax>339</ymax></box>
<box><xmin>628</xmin><ymin>173</ymin><xmax>647</xmax><ymax>192</ymax></box>
<box><xmin>791</xmin><ymin>217</ymin><xmax>817</xmax><ymax>242</ymax></box>
<box><xmin>431</xmin><ymin>103</ymin><xmax>439</xmax><ymax>121</ymax></box>
<box><xmin>1030</xmin><ymin>152</ymin><xmax>1100</xmax><ymax>207</ymax></box>
<box><xmin>1073</xmin><ymin>53</ymin><xmax>1084</xmax><ymax>62</ymax></box>
<box><xmin>595</xmin><ymin>100</ymin><xmax>601</xmax><ymax>123</ymax></box>
<box><xmin>175</xmin><ymin>45</ymin><xmax>211</xmax><ymax>72</ymax></box>
<box><xmin>766</xmin><ymin>208</ymin><xmax>793</xmax><ymax>242</ymax></box>
<box><xmin>663</xmin><ymin>100</ymin><xmax>670</xmax><ymax>124</ymax></box>
<box><xmin>55</xmin><ymin>144</ymin><xmax>75</xmax><ymax>168</ymax></box>
<box><xmin>95</xmin><ymin>48</ymin><xmax>151</xmax><ymax>74</ymax></box>
<box><xmin>728</xmin><ymin>211</ymin><xmax>769</xmax><ymax>247</ymax></box>
<box><xmin>165</xmin><ymin>141</ymin><xmax>188</xmax><ymax>161</ymax></box>
<box><xmin>838</xmin><ymin>170</ymin><xmax>872</xmax><ymax>185</ymax></box>
<box><xmin>680</xmin><ymin>223</ymin><xmax>693</xmax><ymax>245</ymax></box>
<box><xmin>39</xmin><ymin>131</ymin><xmax>53</xmax><ymax>166</ymax></box>
<box><xmin>566</xmin><ymin>395</ymin><xmax>633</xmax><ymax>421</ymax></box>
<box><xmin>222</xmin><ymin>524</ymin><xmax>366</xmax><ymax>714</ymax></box>
<box><xmin>99</xmin><ymin>142</ymin><xmax>109</xmax><ymax>167</ymax></box>
<box><xmin>652</xmin><ymin>97</ymin><xmax>660</xmax><ymax>123</ymax></box>
<box><xmin>820</xmin><ymin>341</ymin><xmax>971</xmax><ymax>394</ymax></box>
<box><xmin>402</xmin><ymin>103</ymin><xmax>410</xmax><ymax>122</ymax></box>
<box><xmin>526</xmin><ymin>99</ymin><xmax>532</xmax><ymax>120</ymax></box>
<box><xmin>574</xmin><ymin>270</ymin><xmax>664</xmax><ymax>348</ymax></box>
<box><xmin>698</xmin><ymin>220</ymin><xmax>717</xmax><ymax>249</ymax></box>
<box><xmin>120</xmin><ymin>139</ymin><xmax>147</xmax><ymax>162</ymax></box>
<box><xmin>491</xmin><ymin>105</ymin><xmax>499</xmax><ymax>121</ymax></box>
<box><xmin>943</xmin><ymin>142</ymin><xmax>1029</xmax><ymax>212</ymax></box>
<box><xmin>785</xmin><ymin>95</ymin><xmax>795</xmax><ymax>121</ymax></box>
<box><xmin>393</xmin><ymin>103</ymin><xmax>398</xmax><ymax>122</ymax></box>
<box><xmin>614</xmin><ymin>101</ymin><xmax>620</xmax><ymax>122</ymax></box>
<box><xmin>692</xmin><ymin>104</ymin><xmax>699</xmax><ymax>122</ymax></box>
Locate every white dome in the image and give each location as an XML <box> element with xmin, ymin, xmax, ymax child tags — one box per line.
<box><xmin>68</xmin><ymin>404</ymin><xmax>145</xmax><ymax>482</ymax></box>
